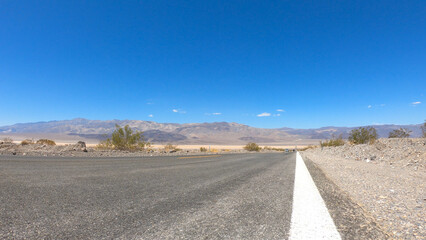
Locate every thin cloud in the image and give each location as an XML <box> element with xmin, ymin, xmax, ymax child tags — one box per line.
<box><xmin>273</xmin><ymin>113</ymin><xmax>281</xmax><ymax>117</ymax></box>
<box><xmin>205</xmin><ymin>112</ymin><xmax>222</xmax><ymax>116</ymax></box>
<box><xmin>257</xmin><ymin>112</ymin><xmax>271</xmax><ymax>117</ymax></box>
<box><xmin>172</xmin><ymin>109</ymin><xmax>186</xmax><ymax>114</ymax></box>
<box><xmin>368</xmin><ymin>104</ymin><xmax>385</xmax><ymax>109</ymax></box>
<box><xmin>276</xmin><ymin>109</ymin><xmax>285</xmax><ymax>112</ymax></box>
<box><xmin>411</xmin><ymin>101</ymin><xmax>421</xmax><ymax>105</ymax></box>
<box><xmin>148</xmin><ymin>114</ymin><xmax>154</xmax><ymax>118</ymax></box>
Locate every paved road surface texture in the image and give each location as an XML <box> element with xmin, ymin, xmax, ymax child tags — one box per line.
<box><xmin>0</xmin><ymin>153</ymin><xmax>387</xmax><ymax>239</ymax></box>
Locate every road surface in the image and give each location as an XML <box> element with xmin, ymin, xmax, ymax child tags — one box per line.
<box><xmin>0</xmin><ymin>153</ymin><xmax>387</xmax><ymax>239</ymax></box>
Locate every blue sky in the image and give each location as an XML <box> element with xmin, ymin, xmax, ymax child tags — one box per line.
<box><xmin>0</xmin><ymin>0</ymin><xmax>425</xmax><ymax>128</ymax></box>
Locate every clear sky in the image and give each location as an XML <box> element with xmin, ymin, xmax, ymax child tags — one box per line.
<box><xmin>1</xmin><ymin>0</ymin><xmax>425</xmax><ymax>128</ymax></box>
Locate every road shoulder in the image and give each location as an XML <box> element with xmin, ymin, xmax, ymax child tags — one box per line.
<box><xmin>302</xmin><ymin>155</ymin><xmax>390</xmax><ymax>240</ymax></box>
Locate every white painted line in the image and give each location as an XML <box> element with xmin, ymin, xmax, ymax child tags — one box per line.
<box><xmin>289</xmin><ymin>152</ymin><xmax>341</xmax><ymax>240</ymax></box>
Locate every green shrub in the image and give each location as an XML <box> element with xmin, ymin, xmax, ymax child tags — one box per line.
<box><xmin>348</xmin><ymin>127</ymin><xmax>378</xmax><ymax>144</ymax></box>
<box><xmin>36</xmin><ymin>139</ymin><xmax>56</xmax><ymax>145</ymax></box>
<box><xmin>21</xmin><ymin>139</ymin><xmax>35</xmax><ymax>145</ymax></box>
<box><xmin>388</xmin><ymin>128</ymin><xmax>411</xmax><ymax>138</ymax></box>
<box><xmin>97</xmin><ymin>124</ymin><xmax>149</xmax><ymax>151</ymax></box>
<box><xmin>244</xmin><ymin>142</ymin><xmax>261</xmax><ymax>152</ymax></box>
<box><xmin>200</xmin><ymin>147</ymin><xmax>207</xmax><ymax>152</ymax></box>
<box><xmin>320</xmin><ymin>134</ymin><xmax>345</xmax><ymax>147</ymax></box>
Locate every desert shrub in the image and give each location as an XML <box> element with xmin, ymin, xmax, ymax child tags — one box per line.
<box><xmin>388</xmin><ymin>128</ymin><xmax>411</xmax><ymax>138</ymax></box>
<box><xmin>244</xmin><ymin>142</ymin><xmax>261</xmax><ymax>152</ymax></box>
<box><xmin>2</xmin><ymin>137</ymin><xmax>13</xmax><ymax>143</ymax></box>
<box><xmin>320</xmin><ymin>134</ymin><xmax>345</xmax><ymax>147</ymax></box>
<box><xmin>36</xmin><ymin>139</ymin><xmax>56</xmax><ymax>145</ymax></box>
<box><xmin>348</xmin><ymin>127</ymin><xmax>378</xmax><ymax>144</ymax></box>
<box><xmin>422</xmin><ymin>120</ymin><xmax>426</xmax><ymax>138</ymax></box>
<box><xmin>200</xmin><ymin>147</ymin><xmax>207</xmax><ymax>152</ymax></box>
<box><xmin>297</xmin><ymin>145</ymin><xmax>317</xmax><ymax>151</ymax></box>
<box><xmin>97</xmin><ymin>124</ymin><xmax>149</xmax><ymax>151</ymax></box>
<box><xmin>163</xmin><ymin>143</ymin><xmax>180</xmax><ymax>152</ymax></box>
<box><xmin>21</xmin><ymin>139</ymin><xmax>35</xmax><ymax>145</ymax></box>
<box><xmin>263</xmin><ymin>146</ymin><xmax>284</xmax><ymax>151</ymax></box>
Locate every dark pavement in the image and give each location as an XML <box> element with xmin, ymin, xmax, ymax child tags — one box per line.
<box><xmin>0</xmin><ymin>153</ymin><xmax>295</xmax><ymax>239</ymax></box>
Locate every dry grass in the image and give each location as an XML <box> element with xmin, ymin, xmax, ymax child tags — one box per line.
<box><xmin>36</xmin><ymin>139</ymin><xmax>56</xmax><ymax>146</ymax></box>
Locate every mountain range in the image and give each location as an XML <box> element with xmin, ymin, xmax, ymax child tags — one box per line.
<box><xmin>0</xmin><ymin>118</ymin><xmax>423</xmax><ymax>145</ymax></box>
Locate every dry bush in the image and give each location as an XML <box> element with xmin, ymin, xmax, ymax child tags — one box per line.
<box><xmin>200</xmin><ymin>147</ymin><xmax>207</xmax><ymax>152</ymax></box>
<box><xmin>298</xmin><ymin>145</ymin><xmax>317</xmax><ymax>151</ymax></box>
<box><xmin>348</xmin><ymin>127</ymin><xmax>378</xmax><ymax>144</ymax></box>
<box><xmin>388</xmin><ymin>128</ymin><xmax>411</xmax><ymax>138</ymax></box>
<box><xmin>320</xmin><ymin>134</ymin><xmax>345</xmax><ymax>147</ymax></box>
<box><xmin>2</xmin><ymin>137</ymin><xmax>13</xmax><ymax>143</ymax></box>
<box><xmin>263</xmin><ymin>146</ymin><xmax>285</xmax><ymax>151</ymax></box>
<box><xmin>164</xmin><ymin>143</ymin><xmax>180</xmax><ymax>152</ymax></box>
<box><xmin>244</xmin><ymin>142</ymin><xmax>261</xmax><ymax>152</ymax></box>
<box><xmin>36</xmin><ymin>139</ymin><xmax>56</xmax><ymax>145</ymax></box>
<box><xmin>21</xmin><ymin>139</ymin><xmax>35</xmax><ymax>145</ymax></box>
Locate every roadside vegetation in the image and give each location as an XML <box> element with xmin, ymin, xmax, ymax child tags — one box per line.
<box><xmin>163</xmin><ymin>143</ymin><xmax>180</xmax><ymax>152</ymax></box>
<box><xmin>200</xmin><ymin>147</ymin><xmax>207</xmax><ymax>152</ymax></box>
<box><xmin>263</xmin><ymin>146</ymin><xmax>285</xmax><ymax>151</ymax></box>
<box><xmin>388</xmin><ymin>128</ymin><xmax>411</xmax><ymax>138</ymax></box>
<box><xmin>320</xmin><ymin>134</ymin><xmax>345</xmax><ymax>147</ymax></box>
<box><xmin>297</xmin><ymin>145</ymin><xmax>317</xmax><ymax>151</ymax></box>
<box><xmin>348</xmin><ymin>127</ymin><xmax>378</xmax><ymax>144</ymax></box>
<box><xmin>1</xmin><ymin>137</ymin><xmax>13</xmax><ymax>143</ymax></box>
<box><xmin>244</xmin><ymin>142</ymin><xmax>261</xmax><ymax>152</ymax></box>
<box><xmin>97</xmin><ymin>124</ymin><xmax>150</xmax><ymax>151</ymax></box>
<box><xmin>20</xmin><ymin>139</ymin><xmax>35</xmax><ymax>145</ymax></box>
<box><xmin>36</xmin><ymin>139</ymin><xmax>56</xmax><ymax>145</ymax></box>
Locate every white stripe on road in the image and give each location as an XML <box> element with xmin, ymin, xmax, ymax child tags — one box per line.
<box><xmin>289</xmin><ymin>152</ymin><xmax>341</xmax><ymax>240</ymax></box>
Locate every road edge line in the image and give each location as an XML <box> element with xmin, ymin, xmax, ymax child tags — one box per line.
<box><xmin>289</xmin><ymin>152</ymin><xmax>341</xmax><ymax>239</ymax></box>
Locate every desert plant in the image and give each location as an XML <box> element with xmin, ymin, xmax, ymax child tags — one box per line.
<box><xmin>388</xmin><ymin>128</ymin><xmax>411</xmax><ymax>138</ymax></box>
<box><xmin>297</xmin><ymin>145</ymin><xmax>317</xmax><ymax>151</ymax></box>
<box><xmin>2</xmin><ymin>137</ymin><xmax>13</xmax><ymax>143</ymax></box>
<box><xmin>164</xmin><ymin>143</ymin><xmax>180</xmax><ymax>152</ymax></box>
<box><xmin>244</xmin><ymin>142</ymin><xmax>261</xmax><ymax>152</ymax></box>
<box><xmin>36</xmin><ymin>139</ymin><xmax>56</xmax><ymax>145</ymax></box>
<box><xmin>422</xmin><ymin>120</ymin><xmax>426</xmax><ymax>138</ymax></box>
<box><xmin>98</xmin><ymin>124</ymin><xmax>149</xmax><ymax>151</ymax></box>
<box><xmin>200</xmin><ymin>147</ymin><xmax>207</xmax><ymax>152</ymax></box>
<box><xmin>263</xmin><ymin>146</ymin><xmax>285</xmax><ymax>151</ymax></box>
<box><xmin>21</xmin><ymin>139</ymin><xmax>35</xmax><ymax>145</ymax></box>
<box><xmin>320</xmin><ymin>134</ymin><xmax>345</xmax><ymax>147</ymax></box>
<box><xmin>348</xmin><ymin>127</ymin><xmax>378</xmax><ymax>144</ymax></box>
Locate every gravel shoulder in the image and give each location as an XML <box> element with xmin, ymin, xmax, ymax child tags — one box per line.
<box><xmin>301</xmin><ymin>138</ymin><xmax>426</xmax><ymax>239</ymax></box>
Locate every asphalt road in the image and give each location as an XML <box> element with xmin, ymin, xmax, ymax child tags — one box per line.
<box><xmin>0</xmin><ymin>153</ymin><xmax>296</xmax><ymax>239</ymax></box>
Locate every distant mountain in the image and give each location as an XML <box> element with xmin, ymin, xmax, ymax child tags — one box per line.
<box><xmin>279</xmin><ymin>124</ymin><xmax>423</xmax><ymax>139</ymax></box>
<box><xmin>0</xmin><ymin>118</ymin><xmax>423</xmax><ymax>144</ymax></box>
